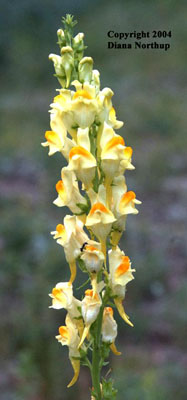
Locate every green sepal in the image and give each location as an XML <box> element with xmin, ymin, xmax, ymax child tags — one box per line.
<box><xmin>100</xmin><ymin>342</ymin><xmax>111</xmax><ymax>366</ymax></box>
<box><xmin>84</xmin><ymin>191</ymin><xmax>91</xmax><ymax>209</ymax></box>
<box><xmin>77</xmin><ymin>257</ymin><xmax>87</xmax><ymax>273</ymax></box>
<box><xmin>73</xmin><ymin>315</ymin><xmax>83</xmax><ymax>320</ymax></box>
<box><xmin>97</xmin><ymin>269</ymin><xmax>103</xmax><ymax>283</ymax></box>
<box><xmin>91</xmin><ymin>387</ymin><xmax>98</xmax><ymax>399</ymax></box>
<box><xmin>76</xmin><ymin>277</ymin><xmax>90</xmax><ymax>291</ymax></box>
<box><xmin>106</xmin><ymin>235</ymin><xmax>113</xmax><ymax>249</ymax></box>
<box><xmin>74</xmin><ymin>211</ymin><xmax>85</xmax><ymax>216</ymax></box>
<box><xmin>79</xmin><ymin>348</ymin><xmax>87</xmax><ymax>358</ymax></box>
<box><xmin>92</xmin><ymin>168</ymin><xmax>100</xmax><ymax>193</ymax></box>
<box><xmin>101</xmin><ymin>378</ymin><xmax>118</xmax><ymax>399</ymax></box>
<box><xmin>76</xmin><ymin>202</ymin><xmax>89</xmax><ymax>212</ymax></box>
<box><xmin>53</xmin><ymin>73</ymin><xmax>66</xmax><ymax>80</ymax></box>
<box><xmin>102</xmin><ymin>361</ymin><xmax>109</xmax><ymax>366</ymax></box>
<box><xmin>71</xmin><ymin>356</ymin><xmax>81</xmax><ymax>361</ymax></box>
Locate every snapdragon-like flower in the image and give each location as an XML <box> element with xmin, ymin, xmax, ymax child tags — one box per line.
<box><xmin>109</xmin><ymin>247</ymin><xmax>135</xmax><ymax>326</ymax></box>
<box><xmin>102</xmin><ymin>307</ymin><xmax>117</xmax><ymax>343</ymax></box>
<box><xmin>42</xmin><ymin>108</ymin><xmax>76</xmax><ymax>159</ymax></box>
<box><xmin>43</xmin><ymin>15</ymin><xmax>141</xmax><ymax>396</ymax></box>
<box><xmin>68</xmin><ymin>127</ymin><xmax>97</xmax><ymax>188</ymax></box>
<box><xmin>49</xmin><ymin>282</ymin><xmax>81</xmax><ymax>318</ymax></box>
<box><xmin>51</xmin><ymin>215</ymin><xmax>89</xmax><ymax>283</ymax></box>
<box><xmin>102</xmin><ymin>307</ymin><xmax>121</xmax><ymax>356</ymax></box>
<box><xmin>86</xmin><ymin>185</ymin><xmax>116</xmax><ymax>256</ymax></box>
<box><xmin>80</xmin><ymin>241</ymin><xmax>104</xmax><ymax>273</ymax></box>
<box><xmin>79</xmin><ymin>288</ymin><xmax>102</xmax><ymax>348</ymax></box>
<box><xmin>53</xmin><ymin>166</ymin><xmax>87</xmax><ymax>214</ymax></box>
<box><xmin>112</xmin><ymin>182</ymin><xmax>141</xmax><ymax>233</ymax></box>
<box><xmin>56</xmin><ymin>313</ymin><xmax>80</xmax><ymax>387</ymax></box>
<box><xmin>41</xmin><ymin>129</ymin><xmax>65</xmax><ymax>156</ymax></box>
<box><xmin>51</xmin><ymin>80</ymin><xmax>99</xmax><ymax>135</ymax></box>
<box><xmin>80</xmin><ymin>241</ymin><xmax>105</xmax><ymax>295</ymax></box>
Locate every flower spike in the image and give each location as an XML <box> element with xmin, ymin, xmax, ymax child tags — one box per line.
<box><xmin>43</xmin><ymin>14</ymin><xmax>141</xmax><ymax>397</ymax></box>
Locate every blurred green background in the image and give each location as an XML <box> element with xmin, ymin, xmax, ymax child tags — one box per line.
<box><xmin>1</xmin><ymin>0</ymin><xmax>187</xmax><ymax>399</ymax></box>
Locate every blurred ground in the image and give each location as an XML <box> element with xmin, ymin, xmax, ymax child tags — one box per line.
<box><xmin>0</xmin><ymin>0</ymin><xmax>187</xmax><ymax>399</ymax></box>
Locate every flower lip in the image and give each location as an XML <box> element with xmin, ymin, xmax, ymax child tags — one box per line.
<box><xmin>120</xmin><ymin>191</ymin><xmax>136</xmax><ymax>205</ymax></box>
<box><xmin>73</xmin><ymin>90</ymin><xmax>93</xmax><ymax>100</ymax></box>
<box><xmin>104</xmin><ymin>136</ymin><xmax>125</xmax><ymax>152</ymax></box>
<box><xmin>115</xmin><ymin>256</ymin><xmax>130</xmax><ymax>277</ymax></box>
<box><xmin>89</xmin><ymin>202</ymin><xmax>110</xmax><ymax>215</ymax></box>
<box><xmin>45</xmin><ymin>130</ymin><xmax>59</xmax><ymax>145</ymax></box>
<box><xmin>56</xmin><ymin>180</ymin><xmax>64</xmax><ymax>193</ymax></box>
<box><xmin>56</xmin><ymin>224</ymin><xmax>65</xmax><ymax>235</ymax></box>
<box><xmin>53</xmin><ymin>94</ymin><xmax>63</xmax><ymax>103</ymax></box>
<box><xmin>104</xmin><ymin>306</ymin><xmax>114</xmax><ymax>316</ymax></box>
<box><xmin>109</xmin><ymin>107</ymin><xmax>116</xmax><ymax>118</ymax></box>
<box><xmin>124</xmin><ymin>147</ymin><xmax>133</xmax><ymax>157</ymax></box>
<box><xmin>85</xmin><ymin>289</ymin><xmax>99</xmax><ymax>301</ymax></box>
<box><xmin>52</xmin><ymin>287</ymin><xmax>62</xmax><ymax>297</ymax></box>
<box><xmin>59</xmin><ymin>326</ymin><xmax>69</xmax><ymax>338</ymax></box>
<box><xmin>85</xmin><ymin>245</ymin><xmax>98</xmax><ymax>252</ymax></box>
<box><xmin>69</xmin><ymin>146</ymin><xmax>92</xmax><ymax>160</ymax></box>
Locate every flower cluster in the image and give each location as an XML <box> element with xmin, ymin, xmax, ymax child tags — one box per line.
<box><xmin>42</xmin><ymin>15</ymin><xmax>141</xmax><ymax>399</ymax></box>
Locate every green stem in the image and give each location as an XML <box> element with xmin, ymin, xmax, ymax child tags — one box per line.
<box><xmin>91</xmin><ymin>305</ymin><xmax>104</xmax><ymax>399</ymax></box>
<box><xmin>91</xmin><ymin>290</ymin><xmax>108</xmax><ymax>399</ymax></box>
<box><xmin>91</xmin><ymin>343</ymin><xmax>101</xmax><ymax>399</ymax></box>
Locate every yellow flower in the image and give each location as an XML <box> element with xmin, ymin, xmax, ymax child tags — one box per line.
<box><xmin>71</xmin><ymin>80</ymin><xmax>99</xmax><ymax>127</ymax></box>
<box><xmin>51</xmin><ymin>216</ymin><xmax>89</xmax><ymax>283</ymax></box>
<box><xmin>109</xmin><ymin>247</ymin><xmax>135</xmax><ymax>291</ymax></box>
<box><xmin>68</xmin><ymin>127</ymin><xmax>97</xmax><ymax>188</ymax></box>
<box><xmin>79</xmin><ymin>289</ymin><xmax>102</xmax><ymax>348</ymax></box>
<box><xmin>50</xmin><ymin>90</ymin><xmax>77</xmax><ymax>140</ymax></box>
<box><xmin>56</xmin><ymin>314</ymin><xmax>80</xmax><ymax>387</ymax></box>
<box><xmin>119</xmin><ymin>191</ymin><xmax>141</xmax><ymax>215</ymax></box>
<box><xmin>42</xmin><ymin>102</ymin><xmax>77</xmax><ymax>159</ymax></box>
<box><xmin>119</xmin><ymin>146</ymin><xmax>135</xmax><ymax>174</ymax></box>
<box><xmin>41</xmin><ymin>130</ymin><xmax>65</xmax><ymax>156</ymax></box>
<box><xmin>49</xmin><ymin>282</ymin><xmax>81</xmax><ymax>319</ymax></box>
<box><xmin>82</xmin><ymin>289</ymin><xmax>102</xmax><ymax>325</ymax></box>
<box><xmin>80</xmin><ymin>241</ymin><xmax>104</xmax><ymax>273</ymax></box>
<box><xmin>53</xmin><ymin>166</ymin><xmax>87</xmax><ymax>214</ymax></box>
<box><xmin>97</xmin><ymin>87</ymin><xmax>114</xmax><ymax>123</ymax></box>
<box><xmin>96</xmin><ymin>89</ymin><xmax>122</xmax><ymax>128</ymax></box>
<box><xmin>80</xmin><ymin>241</ymin><xmax>105</xmax><ymax>295</ymax></box>
<box><xmin>101</xmin><ymin>134</ymin><xmax>126</xmax><ymax>179</ymax></box>
<box><xmin>108</xmin><ymin>247</ymin><xmax>135</xmax><ymax>327</ymax></box>
<box><xmin>111</xmin><ymin>177</ymin><xmax>141</xmax><ymax>232</ymax></box>
<box><xmin>86</xmin><ymin>185</ymin><xmax>116</xmax><ymax>245</ymax></box>
<box><xmin>100</xmin><ymin>122</ymin><xmax>134</xmax><ymax>180</ymax></box>
<box><xmin>51</xmin><ymin>80</ymin><xmax>99</xmax><ymax>136</ymax></box>
<box><xmin>108</xmin><ymin>107</ymin><xmax>124</xmax><ymax>130</ymax></box>
<box><xmin>101</xmin><ymin>307</ymin><xmax>117</xmax><ymax>343</ymax></box>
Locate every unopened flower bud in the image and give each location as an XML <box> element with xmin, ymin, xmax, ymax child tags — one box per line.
<box><xmin>73</xmin><ymin>32</ymin><xmax>85</xmax><ymax>61</ymax></box>
<box><xmin>61</xmin><ymin>46</ymin><xmax>74</xmax><ymax>88</ymax></box>
<box><xmin>78</xmin><ymin>57</ymin><xmax>93</xmax><ymax>83</ymax></box>
<box><xmin>48</xmin><ymin>53</ymin><xmax>66</xmax><ymax>87</ymax></box>
<box><xmin>74</xmin><ymin>32</ymin><xmax>84</xmax><ymax>44</ymax></box>
<box><xmin>91</xmin><ymin>69</ymin><xmax>100</xmax><ymax>93</ymax></box>
<box><xmin>57</xmin><ymin>29</ymin><xmax>66</xmax><ymax>47</ymax></box>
